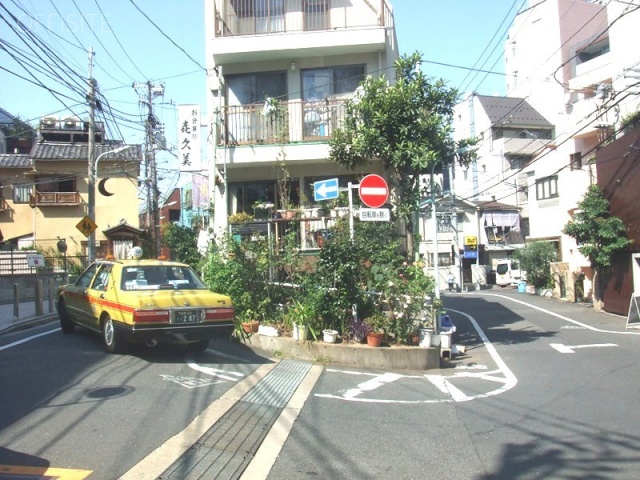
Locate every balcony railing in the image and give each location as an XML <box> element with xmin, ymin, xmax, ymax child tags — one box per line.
<box><xmin>31</xmin><ymin>191</ymin><xmax>81</xmax><ymax>207</ymax></box>
<box><xmin>216</xmin><ymin>0</ymin><xmax>391</xmax><ymax>37</ymax></box>
<box><xmin>220</xmin><ymin>99</ymin><xmax>348</xmax><ymax>146</ymax></box>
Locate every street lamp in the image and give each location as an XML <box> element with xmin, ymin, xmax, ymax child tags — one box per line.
<box><xmin>88</xmin><ymin>145</ymin><xmax>132</xmax><ymax>262</ymax></box>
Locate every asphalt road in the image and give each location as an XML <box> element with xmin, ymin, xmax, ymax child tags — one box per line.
<box><xmin>1</xmin><ymin>290</ymin><xmax>639</xmax><ymax>479</ymax></box>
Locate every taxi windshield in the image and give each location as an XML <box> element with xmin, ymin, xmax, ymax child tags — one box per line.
<box><xmin>121</xmin><ymin>265</ymin><xmax>207</xmax><ymax>291</ymax></box>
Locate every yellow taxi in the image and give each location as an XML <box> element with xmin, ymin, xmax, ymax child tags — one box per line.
<box><xmin>57</xmin><ymin>255</ymin><xmax>234</xmax><ymax>353</ymax></box>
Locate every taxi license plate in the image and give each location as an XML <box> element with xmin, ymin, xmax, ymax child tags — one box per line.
<box><xmin>174</xmin><ymin>310</ymin><xmax>202</xmax><ymax>324</ymax></box>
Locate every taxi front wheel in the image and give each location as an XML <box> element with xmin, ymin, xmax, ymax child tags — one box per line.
<box><xmin>102</xmin><ymin>316</ymin><xmax>123</xmax><ymax>354</ymax></box>
<box><xmin>58</xmin><ymin>299</ymin><xmax>75</xmax><ymax>334</ymax></box>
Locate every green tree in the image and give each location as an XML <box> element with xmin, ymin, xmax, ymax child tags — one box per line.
<box><xmin>563</xmin><ymin>185</ymin><xmax>631</xmax><ymax>307</ymax></box>
<box><xmin>512</xmin><ymin>241</ymin><xmax>557</xmax><ymax>289</ymax></box>
<box><xmin>162</xmin><ymin>223</ymin><xmax>201</xmax><ymax>267</ymax></box>
<box><xmin>329</xmin><ymin>52</ymin><xmax>476</xmax><ymax>256</ymax></box>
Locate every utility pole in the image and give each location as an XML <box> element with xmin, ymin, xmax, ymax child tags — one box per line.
<box><xmin>133</xmin><ymin>81</ymin><xmax>165</xmax><ymax>257</ymax></box>
<box><xmin>87</xmin><ymin>48</ymin><xmax>97</xmax><ymax>263</ymax></box>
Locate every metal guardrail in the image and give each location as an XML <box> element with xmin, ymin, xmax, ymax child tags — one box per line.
<box><xmin>0</xmin><ymin>253</ymin><xmax>87</xmax><ymax>276</ymax></box>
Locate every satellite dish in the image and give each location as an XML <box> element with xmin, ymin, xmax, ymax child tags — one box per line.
<box><xmin>98</xmin><ymin>178</ymin><xmax>114</xmax><ymax>197</ymax></box>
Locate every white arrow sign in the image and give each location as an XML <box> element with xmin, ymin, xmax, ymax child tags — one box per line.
<box><xmin>550</xmin><ymin>343</ymin><xmax>618</xmax><ymax>354</ymax></box>
<box><xmin>314</xmin><ymin>178</ymin><xmax>339</xmax><ymax>201</ymax></box>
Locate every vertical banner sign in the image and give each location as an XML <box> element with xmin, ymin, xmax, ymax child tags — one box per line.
<box><xmin>177</xmin><ymin>104</ymin><xmax>202</xmax><ymax>172</ymax></box>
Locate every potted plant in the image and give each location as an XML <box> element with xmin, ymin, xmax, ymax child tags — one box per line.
<box><xmin>322</xmin><ymin>328</ymin><xmax>338</xmax><ymax>343</ymax></box>
<box><xmin>276</xmin><ymin>149</ymin><xmax>298</xmax><ymax>219</ymax></box>
<box><xmin>228</xmin><ymin>211</ymin><xmax>254</xmax><ymax>223</ymax></box>
<box><xmin>253</xmin><ymin>201</ymin><xmax>275</xmax><ymax>219</ymax></box>
<box><xmin>364</xmin><ymin>310</ymin><xmax>386</xmax><ymax>347</ymax></box>
<box><xmin>288</xmin><ymin>298</ymin><xmax>315</xmax><ymax>341</ymax></box>
<box><xmin>239</xmin><ymin>309</ymin><xmax>259</xmax><ymax>333</ymax></box>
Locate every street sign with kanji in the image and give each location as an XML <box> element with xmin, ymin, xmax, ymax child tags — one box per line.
<box><xmin>360</xmin><ymin>208</ymin><xmax>390</xmax><ymax>222</ymax></box>
<box><xmin>314</xmin><ymin>178</ymin><xmax>339</xmax><ymax>201</ymax></box>
<box><xmin>76</xmin><ymin>216</ymin><xmax>97</xmax><ymax>237</ymax></box>
<box><xmin>358</xmin><ymin>174</ymin><xmax>389</xmax><ymax>208</ymax></box>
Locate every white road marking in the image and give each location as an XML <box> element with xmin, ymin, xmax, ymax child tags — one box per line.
<box><xmin>342</xmin><ymin>372</ymin><xmax>403</xmax><ymax>399</ymax></box>
<box><xmin>316</xmin><ymin>307</ymin><xmax>518</xmax><ymax>404</ymax></box>
<box><xmin>482</xmin><ymin>293</ymin><xmax>639</xmax><ymax>335</ymax></box>
<box><xmin>426</xmin><ymin>375</ymin><xmax>470</xmax><ymax>402</ymax></box>
<box><xmin>0</xmin><ymin>328</ymin><xmax>59</xmax><ymax>351</ymax></box>
<box><xmin>550</xmin><ymin>342</ymin><xmax>618</xmax><ymax>354</ymax></box>
<box><xmin>161</xmin><ymin>374</ymin><xmax>225</xmax><ymax>388</ymax></box>
<box><xmin>186</xmin><ymin>361</ymin><xmax>245</xmax><ymax>381</ymax></box>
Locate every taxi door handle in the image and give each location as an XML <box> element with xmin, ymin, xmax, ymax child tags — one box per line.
<box><xmin>100</xmin><ymin>294</ymin><xmax>105</xmax><ymax>299</ymax></box>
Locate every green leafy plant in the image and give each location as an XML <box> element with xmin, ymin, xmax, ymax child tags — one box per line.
<box><xmin>161</xmin><ymin>223</ymin><xmax>202</xmax><ymax>268</ymax></box>
<box><xmin>563</xmin><ymin>185</ymin><xmax>631</xmax><ymax>307</ymax></box>
<box><xmin>228</xmin><ymin>211</ymin><xmax>254</xmax><ymax>223</ymax></box>
<box><xmin>329</xmin><ymin>52</ymin><xmax>477</xmax><ymax>257</ymax></box>
<box><xmin>512</xmin><ymin>241</ymin><xmax>557</xmax><ymax>289</ymax></box>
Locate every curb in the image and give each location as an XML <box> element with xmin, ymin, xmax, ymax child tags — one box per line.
<box><xmin>0</xmin><ymin>314</ymin><xmax>57</xmax><ymax>335</ymax></box>
<box><xmin>241</xmin><ymin>333</ymin><xmax>442</xmax><ymax>370</ymax></box>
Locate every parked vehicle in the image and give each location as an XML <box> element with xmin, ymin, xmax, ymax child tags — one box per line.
<box><xmin>495</xmin><ymin>258</ymin><xmax>525</xmax><ymax>287</ymax></box>
<box><xmin>56</xmin><ymin>257</ymin><xmax>235</xmax><ymax>353</ymax></box>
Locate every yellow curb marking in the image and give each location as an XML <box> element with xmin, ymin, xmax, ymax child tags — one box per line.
<box><xmin>0</xmin><ymin>465</ymin><xmax>92</xmax><ymax>479</ymax></box>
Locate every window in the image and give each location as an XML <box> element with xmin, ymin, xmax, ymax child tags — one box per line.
<box><xmin>428</xmin><ymin>252</ymin><xmax>453</xmax><ymax>268</ymax></box>
<box><xmin>570</xmin><ymin>152</ymin><xmax>582</xmax><ymax>170</ymax></box>
<box><xmin>13</xmin><ymin>184</ymin><xmax>32</xmax><ymax>203</ymax></box>
<box><xmin>536</xmin><ymin>175</ymin><xmax>558</xmax><ymax>200</ymax></box>
<box><xmin>227</xmin><ymin>71</ymin><xmax>287</xmax><ymax>105</ymax></box>
<box><xmin>304</xmin><ymin>0</ymin><xmax>329</xmax><ymax>31</ymax></box>
<box><xmin>36</xmin><ymin>176</ymin><xmax>75</xmax><ymax>193</ymax></box>
<box><xmin>437</xmin><ymin>214</ymin><xmax>453</xmax><ymax>233</ymax></box>
<box><xmin>302</xmin><ymin>66</ymin><xmax>365</xmax><ymax>101</ymax></box>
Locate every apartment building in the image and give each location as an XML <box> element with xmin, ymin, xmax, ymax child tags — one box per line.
<box><xmin>452</xmin><ymin>0</ymin><xmax>640</xmax><ymax>300</ymax></box>
<box><xmin>203</xmin><ymin>0</ymin><xmax>398</xmax><ymax>237</ymax></box>
<box><xmin>0</xmin><ymin>115</ymin><xmax>143</xmax><ymax>258</ymax></box>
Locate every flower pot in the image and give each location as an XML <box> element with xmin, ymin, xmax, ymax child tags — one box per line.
<box><xmin>322</xmin><ymin>329</ymin><xmax>338</xmax><ymax>343</ymax></box>
<box><xmin>418</xmin><ymin>328</ymin><xmax>433</xmax><ymax>347</ymax></box>
<box><xmin>242</xmin><ymin>321</ymin><xmax>259</xmax><ymax>333</ymax></box>
<box><xmin>366</xmin><ymin>331</ymin><xmax>384</xmax><ymax>347</ymax></box>
<box><xmin>292</xmin><ymin>323</ymin><xmax>309</xmax><ymax>341</ymax></box>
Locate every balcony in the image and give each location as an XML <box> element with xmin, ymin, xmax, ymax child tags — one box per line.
<box><xmin>221</xmin><ymin>99</ymin><xmax>347</xmax><ymax>146</ymax></box>
<box><xmin>31</xmin><ymin>192</ymin><xmax>81</xmax><ymax>207</ymax></box>
<box><xmin>212</xmin><ymin>0</ymin><xmax>392</xmax><ymax>64</ymax></box>
<box><xmin>568</xmin><ymin>52</ymin><xmax>613</xmax><ymax>91</ymax></box>
<box><xmin>493</xmin><ymin>137</ymin><xmax>551</xmax><ymax>157</ymax></box>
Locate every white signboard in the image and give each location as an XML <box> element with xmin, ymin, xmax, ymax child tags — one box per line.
<box><xmin>27</xmin><ymin>253</ymin><xmax>45</xmax><ymax>268</ymax></box>
<box><xmin>360</xmin><ymin>208</ymin><xmax>390</xmax><ymax>222</ymax></box>
<box><xmin>177</xmin><ymin>104</ymin><xmax>202</xmax><ymax>172</ymax></box>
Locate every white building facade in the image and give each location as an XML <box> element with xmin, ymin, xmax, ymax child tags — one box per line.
<box><xmin>451</xmin><ymin>0</ymin><xmax>640</xmax><ymax>299</ymax></box>
<box><xmin>203</xmin><ymin>0</ymin><xmax>399</xmax><ymax>238</ymax></box>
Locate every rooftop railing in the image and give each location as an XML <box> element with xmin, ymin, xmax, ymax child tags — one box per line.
<box><xmin>216</xmin><ymin>0</ymin><xmax>391</xmax><ymax>37</ymax></box>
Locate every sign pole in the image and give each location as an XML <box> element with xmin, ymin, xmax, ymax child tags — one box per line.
<box><xmin>348</xmin><ymin>182</ymin><xmax>354</xmax><ymax>242</ymax></box>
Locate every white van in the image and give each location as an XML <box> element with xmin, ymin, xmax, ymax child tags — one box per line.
<box><xmin>495</xmin><ymin>259</ymin><xmax>524</xmax><ymax>287</ymax></box>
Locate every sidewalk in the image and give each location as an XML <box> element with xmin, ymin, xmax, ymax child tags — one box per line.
<box><xmin>0</xmin><ymin>299</ymin><xmax>58</xmax><ymax>335</ymax></box>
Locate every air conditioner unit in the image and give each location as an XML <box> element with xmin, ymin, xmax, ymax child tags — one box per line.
<box><xmin>63</xmin><ymin>117</ymin><xmax>81</xmax><ymax>130</ymax></box>
<box><xmin>41</xmin><ymin>117</ymin><xmax>58</xmax><ymax>129</ymax></box>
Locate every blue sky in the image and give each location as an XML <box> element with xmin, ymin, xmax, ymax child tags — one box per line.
<box><xmin>0</xmin><ymin>0</ymin><xmax>521</xmax><ymax>188</ymax></box>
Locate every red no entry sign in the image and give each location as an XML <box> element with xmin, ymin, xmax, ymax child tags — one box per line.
<box><xmin>358</xmin><ymin>174</ymin><xmax>389</xmax><ymax>208</ymax></box>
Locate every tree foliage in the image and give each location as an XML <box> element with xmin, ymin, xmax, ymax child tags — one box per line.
<box><xmin>329</xmin><ymin>52</ymin><xmax>476</xmax><ymax>254</ymax></box>
<box><xmin>563</xmin><ymin>185</ymin><xmax>631</xmax><ymax>304</ymax></box>
<box><xmin>512</xmin><ymin>241</ymin><xmax>557</xmax><ymax>289</ymax></box>
<box><xmin>161</xmin><ymin>223</ymin><xmax>202</xmax><ymax>268</ymax></box>
<box><xmin>563</xmin><ymin>185</ymin><xmax>630</xmax><ymax>273</ymax></box>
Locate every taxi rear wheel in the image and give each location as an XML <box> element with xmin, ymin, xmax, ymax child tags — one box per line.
<box><xmin>102</xmin><ymin>316</ymin><xmax>122</xmax><ymax>354</ymax></box>
<box><xmin>58</xmin><ymin>299</ymin><xmax>75</xmax><ymax>334</ymax></box>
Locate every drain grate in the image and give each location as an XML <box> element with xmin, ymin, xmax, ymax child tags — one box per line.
<box><xmin>242</xmin><ymin>359</ymin><xmax>312</xmax><ymax>407</ymax></box>
<box><xmin>158</xmin><ymin>359</ymin><xmax>312</xmax><ymax>480</ymax></box>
